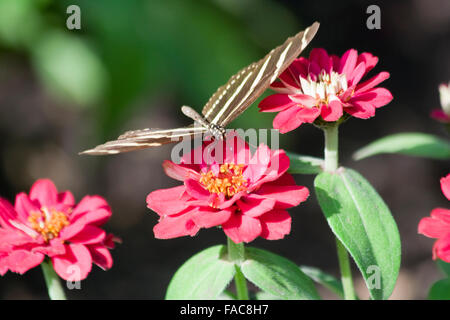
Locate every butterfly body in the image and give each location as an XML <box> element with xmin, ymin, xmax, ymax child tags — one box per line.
<box><xmin>80</xmin><ymin>22</ymin><xmax>320</xmax><ymax>156</ymax></box>
<box><xmin>181</xmin><ymin>106</ymin><xmax>226</xmax><ymax>140</ymax></box>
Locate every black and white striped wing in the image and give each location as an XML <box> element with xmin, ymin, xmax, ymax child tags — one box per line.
<box><xmin>202</xmin><ymin>22</ymin><xmax>319</xmax><ymax>127</ymax></box>
<box><xmin>79</xmin><ymin>126</ymin><xmax>207</xmax><ymax>155</ymax></box>
<box><xmin>80</xmin><ymin>22</ymin><xmax>319</xmax><ymax>156</ymax></box>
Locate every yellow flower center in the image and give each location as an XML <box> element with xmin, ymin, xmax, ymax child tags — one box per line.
<box><xmin>28</xmin><ymin>207</ymin><xmax>69</xmax><ymax>242</ymax></box>
<box><xmin>199</xmin><ymin>164</ymin><xmax>248</xmax><ymax>198</ymax></box>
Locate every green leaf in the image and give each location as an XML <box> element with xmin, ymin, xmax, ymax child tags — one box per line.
<box><xmin>31</xmin><ymin>31</ymin><xmax>107</xmax><ymax>107</ymax></box>
<box><xmin>428</xmin><ymin>279</ymin><xmax>450</xmax><ymax>300</ymax></box>
<box><xmin>437</xmin><ymin>260</ymin><xmax>450</xmax><ymax>277</ymax></box>
<box><xmin>353</xmin><ymin>132</ymin><xmax>450</xmax><ymax>160</ymax></box>
<box><xmin>217</xmin><ymin>290</ymin><xmax>236</xmax><ymax>300</ymax></box>
<box><xmin>241</xmin><ymin>247</ymin><xmax>320</xmax><ymax>300</ymax></box>
<box><xmin>165</xmin><ymin>245</ymin><xmax>236</xmax><ymax>300</ymax></box>
<box><xmin>300</xmin><ymin>265</ymin><xmax>344</xmax><ymax>299</ymax></box>
<box><xmin>0</xmin><ymin>0</ymin><xmax>44</xmax><ymax>47</ymax></box>
<box><xmin>314</xmin><ymin>168</ymin><xmax>401</xmax><ymax>300</ymax></box>
<box><xmin>32</xmin><ymin>31</ymin><xmax>106</xmax><ymax>106</ymax></box>
<box><xmin>253</xmin><ymin>291</ymin><xmax>282</xmax><ymax>300</ymax></box>
<box><xmin>286</xmin><ymin>152</ymin><xmax>324</xmax><ymax>174</ymax></box>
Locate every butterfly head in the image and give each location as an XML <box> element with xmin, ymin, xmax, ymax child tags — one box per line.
<box><xmin>208</xmin><ymin>123</ymin><xmax>226</xmax><ymax>141</ymax></box>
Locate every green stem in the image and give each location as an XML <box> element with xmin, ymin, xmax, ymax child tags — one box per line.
<box><xmin>41</xmin><ymin>260</ymin><xmax>67</xmax><ymax>300</ymax></box>
<box><xmin>322</xmin><ymin>123</ymin><xmax>356</xmax><ymax>300</ymax></box>
<box><xmin>336</xmin><ymin>238</ymin><xmax>356</xmax><ymax>300</ymax></box>
<box><xmin>227</xmin><ymin>237</ymin><xmax>249</xmax><ymax>300</ymax></box>
<box><xmin>323</xmin><ymin>124</ymin><xmax>339</xmax><ymax>172</ymax></box>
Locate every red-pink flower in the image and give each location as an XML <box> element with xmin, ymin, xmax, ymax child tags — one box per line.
<box><xmin>0</xmin><ymin>179</ymin><xmax>118</xmax><ymax>280</ymax></box>
<box><xmin>258</xmin><ymin>48</ymin><xmax>393</xmax><ymax>133</ymax></box>
<box><xmin>146</xmin><ymin>135</ymin><xmax>309</xmax><ymax>243</ymax></box>
<box><xmin>430</xmin><ymin>82</ymin><xmax>450</xmax><ymax>123</ymax></box>
<box><xmin>418</xmin><ymin>174</ymin><xmax>450</xmax><ymax>262</ymax></box>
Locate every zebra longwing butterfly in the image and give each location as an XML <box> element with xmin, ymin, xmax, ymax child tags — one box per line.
<box><xmin>80</xmin><ymin>22</ymin><xmax>319</xmax><ymax>155</ymax></box>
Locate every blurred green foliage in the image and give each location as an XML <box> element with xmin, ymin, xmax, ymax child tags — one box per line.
<box><xmin>0</xmin><ymin>0</ymin><xmax>306</xmax><ymax>140</ymax></box>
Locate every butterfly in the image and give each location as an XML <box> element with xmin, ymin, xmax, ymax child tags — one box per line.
<box><xmin>80</xmin><ymin>22</ymin><xmax>319</xmax><ymax>155</ymax></box>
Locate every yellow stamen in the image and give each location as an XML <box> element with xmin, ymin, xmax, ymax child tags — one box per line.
<box><xmin>199</xmin><ymin>164</ymin><xmax>248</xmax><ymax>198</ymax></box>
<box><xmin>28</xmin><ymin>207</ymin><xmax>69</xmax><ymax>242</ymax></box>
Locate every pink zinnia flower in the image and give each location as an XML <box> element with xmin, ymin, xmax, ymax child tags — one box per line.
<box><xmin>0</xmin><ymin>179</ymin><xmax>117</xmax><ymax>280</ymax></box>
<box><xmin>430</xmin><ymin>82</ymin><xmax>450</xmax><ymax>123</ymax></box>
<box><xmin>146</xmin><ymin>134</ymin><xmax>309</xmax><ymax>243</ymax></box>
<box><xmin>418</xmin><ymin>174</ymin><xmax>450</xmax><ymax>262</ymax></box>
<box><xmin>258</xmin><ymin>48</ymin><xmax>393</xmax><ymax>133</ymax></box>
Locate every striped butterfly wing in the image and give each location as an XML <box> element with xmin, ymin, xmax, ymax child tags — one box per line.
<box><xmin>79</xmin><ymin>126</ymin><xmax>207</xmax><ymax>155</ymax></box>
<box><xmin>202</xmin><ymin>22</ymin><xmax>319</xmax><ymax>127</ymax></box>
<box><xmin>80</xmin><ymin>22</ymin><xmax>319</xmax><ymax>156</ymax></box>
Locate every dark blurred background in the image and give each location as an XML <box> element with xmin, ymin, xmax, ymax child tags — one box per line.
<box><xmin>0</xmin><ymin>0</ymin><xmax>449</xmax><ymax>299</ymax></box>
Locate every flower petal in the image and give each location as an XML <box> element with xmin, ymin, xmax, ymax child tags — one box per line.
<box><xmin>259</xmin><ymin>209</ymin><xmax>292</xmax><ymax>240</ymax></box>
<box><xmin>0</xmin><ymin>228</ymin><xmax>34</xmax><ymax>250</ymax></box>
<box><xmin>191</xmin><ymin>207</ymin><xmax>233</xmax><ymax>228</ymax></box>
<box><xmin>146</xmin><ymin>185</ymin><xmax>191</xmax><ymax>216</ymax></box>
<box><xmin>162</xmin><ymin>160</ymin><xmax>200</xmax><ymax>182</ymax></box>
<box><xmin>103</xmin><ymin>233</ymin><xmax>119</xmax><ymax>249</ymax></box>
<box><xmin>289</xmin><ymin>94</ymin><xmax>318</xmax><ymax>108</ymax></box>
<box><xmin>71</xmin><ymin>195</ymin><xmax>110</xmax><ymax>218</ymax></box>
<box><xmin>0</xmin><ymin>250</ymin><xmax>44</xmax><ymax>275</ymax></box>
<box><xmin>345</xmin><ymin>101</ymin><xmax>376</xmax><ymax>119</ymax></box>
<box><xmin>289</xmin><ymin>58</ymin><xmax>308</xmax><ymax>79</ymax></box>
<box><xmin>350</xmin><ymin>87</ymin><xmax>393</xmax><ymax>109</ymax></box>
<box><xmin>70</xmin><ymin>207</ymin><xmax>112</xmax><ymax>229</ymax></box>
<box><xmin>431</xmin><ymin>109</ymin><xmax>450</xmax><ymax>123</ymax></box>
<box><xmin>222</xmin><ymin>213</ymin><xmax>262</xmax><ymax>244</ymax></box>
<box><xmin>348</xmin><ymin>62</ymin><xmax>366</xmax><ymax>86</ymax></box>
<box><xmin>308</xmin><ymin>61</ymin><xmax>321</xmax><ymax>78</ymax></box>
<box><xmin>338</xmin><ymin>49</ymin><xmax>358</xmax><ymax>79</ymax></box>
<box><xmin>0</xmin><ymin>253</ymin><xmax>8</xmax><ymax>275</ymax></box>
<box><xmin>33</xmin><ymin>240</ymin><xmax>66</xmax><ymax>257</ymax></box>
<box><xmin>66</xmin><ymin>225</ymin><xmax>106</xmax><ymax>245</ymax></box>
<box><xmin>295</xmin><ymin>106</ymin><xmax>321</xmax><ymax>124</ymax></box>
<box><xmin>356</xmin><ymin>52</ymin><xmax>379</xmax><ymax>76</ymax></box>
<box><xmin>185</xmin><ymin>179</ymin><xmax>211</xmax><ymax>200</ymax></box>
<box><xmin>223</xmin><ymin>133</ymin><xmax>252</xmax><ymax>164</ymax></box>
<box><xmin>258</xmin><ymin>94</ymin><xmax>296</xmax><ymax>113</ymax></box>
<box><xmin>431</xmin><ymin>207</ymin><xmax>450</xmax><ymax>224</ymax></box>
<box><xmin>52</xmin><ymin>244</ymin><xmax>92</xmax><ymax>281</ymax></box>
<box><xmin>256</xmin><ymin>181</ymin><xmax>309</xmax><ymax>209</ymax></box>
<box><xmin>14</xmin><ymin>193</ymin><xmax>39</xmax><ymax>223</ymax></box>
<box><xmin>321</xmin><ymin>96</ymin><xmax>343</xmax><ymax>121</ymax></box>
<box><xmin>434</xmin><ymin>234</ymin><xmax>450</xmax><ymax>262</ymax></box>
<box><xmin>236</xmin><ymin>195</ymin><xmax>276</xmax><ymax>217</ymax></box>
<box><xmin>309</xmin><ymin>48</ymin><xmax>332</xmax><ymax>73</ymax></box>
<box><xmin>440</xmin><ymin>174</ymin><xmax>450</xmax><ymax>201</ymax></box>
<box><xmin>29</xmin><ymin>179</ymin><xmax>59</xmax><ymax>207</ymax></box>
<box><xmin>0</xmin><ymin>198</ymin><xmax>19</xmax><ymax>229</ymax></box>
<box><xmin>57</xmin><ymin>191</ymin><xmax>75</xmax><ymax>208</ymax></box>
<box><xmin>355</xmin><ymin>71</ymin><xmax>390</xmax><ymax>93</ymax></box>
<box><xmin>269</xmin><ymin>81</ymin><xmax>293</xmax><ymax>94</ymax></box>
<box><xmin>88</xmin><ymin>245</ymin><xmax>113</xmax><ymax>270</ymax></box>
<box><xmin>153</xmin><ymin>210</ymin><xmax>199</xmax><ymax>239</ymax></box>
<box><xmin>255</xmin><ymin>150</ymin><xmax>291</xmax><ymax>187</ymax></box>
<box><xmin>331</xmin><ymin>54</ymin><xmax>341</xmax><ymax>71</ymax></box>
<box><xmin>418</xmin><ymin>209</ymin><xmax>450</xmax><ymax>239</ymax></box>
<box><xmin>62</xmin><ymin>207</ymin><xmax>111</xmax><ymax>241</ymax></box>
<box><xmin>244</xmin><ymin>144</ymin><xmax>271</xmax><ymax>183</ymax></box>
<box><xmin>278</xmin><ymin>68</ymin><xmax>300</xmax><ymax>88</ymax></box>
